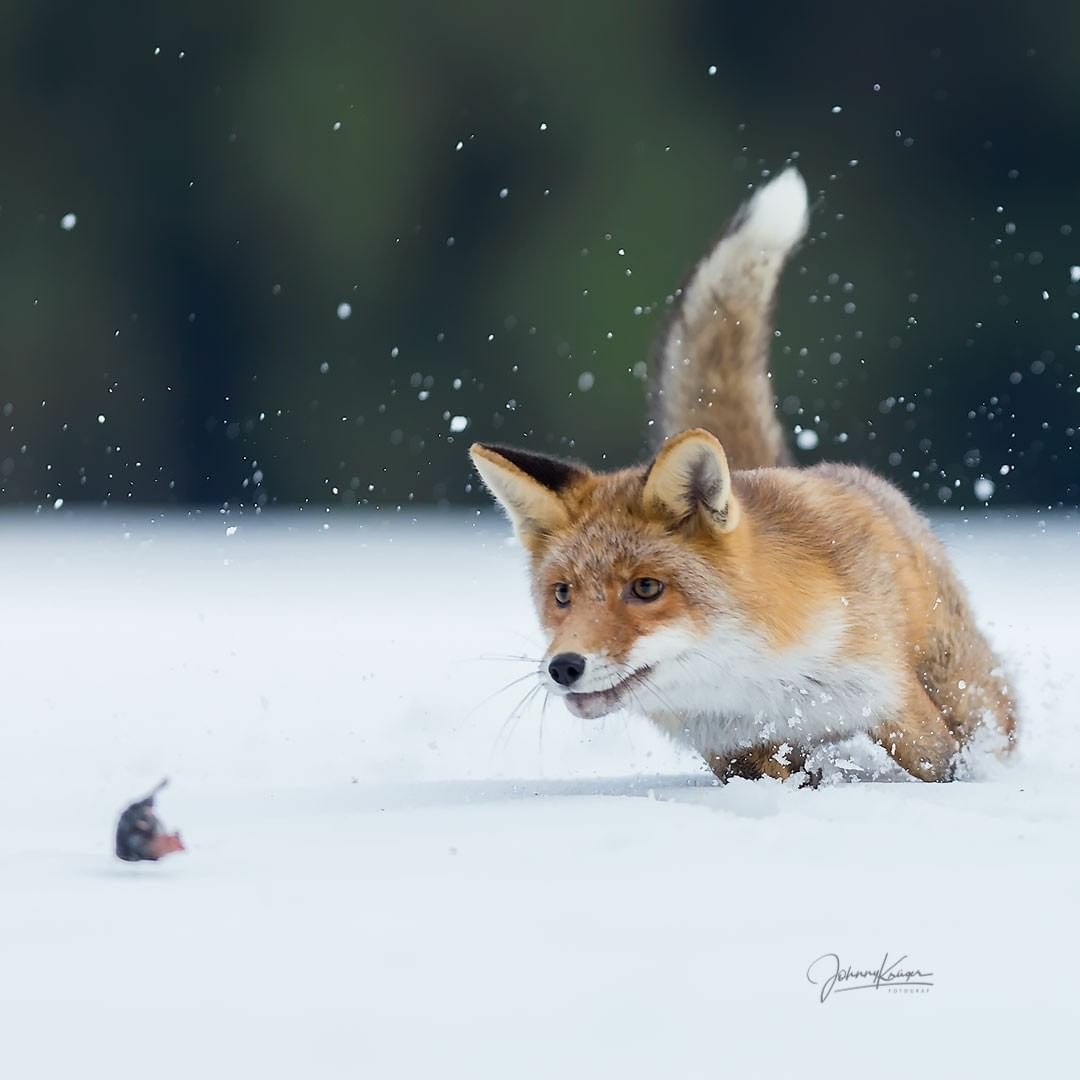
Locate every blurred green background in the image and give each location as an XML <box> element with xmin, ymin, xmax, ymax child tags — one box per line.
<box><xmin>1</xmin><ymin>0</ymin><xmax>1077</xmax><ymax>509</ymax></box>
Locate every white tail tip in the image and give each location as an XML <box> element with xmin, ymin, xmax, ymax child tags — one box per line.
<box><xmin>738</xmin><ymin>168</ymin><xmax>809</xmax><ymax>253</ymax></box>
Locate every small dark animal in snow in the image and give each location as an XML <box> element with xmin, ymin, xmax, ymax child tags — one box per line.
<box><xmin>115</xmin><ymin>779</ymin><xmax>185</xmax><ymax>862</ymax></box>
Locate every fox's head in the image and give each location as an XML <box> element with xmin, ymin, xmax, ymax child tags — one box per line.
<box><xmin>470</xmin><ymin>429</ymin><xmax>751</xmax><ymax>720</ymax></box>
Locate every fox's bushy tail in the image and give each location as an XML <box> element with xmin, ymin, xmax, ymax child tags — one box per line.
<box><xmin>648</xmin><ymin>168</ymin><xmax>809</xmax><ymax>470</ymax></box>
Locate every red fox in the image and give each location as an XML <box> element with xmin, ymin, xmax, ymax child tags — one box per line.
<box><xmin>470</xmin><ymin>169</ymin><xmax>1017</xmax><ymax>783</ymax></box>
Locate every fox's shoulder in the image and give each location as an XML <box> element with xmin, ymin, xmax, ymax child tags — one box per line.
<box><xmin>730</xmin><ymin>461</ymin><xmax>939</xmax><ymax>563</ymax></box>
<box><xmin>733</xmin><ymin>461</ymin><xmax>925</xmax><ymax>524</ymax></box>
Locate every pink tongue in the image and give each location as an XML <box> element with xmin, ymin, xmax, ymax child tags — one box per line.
<box><xmin>566</xmin><ymin>691</ymin><xmax>614</xmax><ymax>720</ymax></box>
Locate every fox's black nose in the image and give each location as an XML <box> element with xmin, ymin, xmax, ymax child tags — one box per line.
<box><xmin>548</xmin><ymin>652</ymin><xmax>586</xmax><ymax>687</ymax></box>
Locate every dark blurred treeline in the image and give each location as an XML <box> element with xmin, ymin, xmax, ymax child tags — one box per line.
<box><xmin>1</xmin><ymin>0</ymin><xmax>1077</xmax><ymax>509</ymax></box>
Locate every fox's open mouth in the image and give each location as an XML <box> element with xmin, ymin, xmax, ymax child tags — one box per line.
<box><xmin>563</xmin><ymin>667</ymin><xmax>653</xmax><ymax>719</ymax></box>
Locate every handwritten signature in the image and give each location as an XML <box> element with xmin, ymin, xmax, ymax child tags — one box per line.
<box><xmin>806</xmin><ymin>952</ymin><xmax>935</xmax><ymax>1003</ymax></box>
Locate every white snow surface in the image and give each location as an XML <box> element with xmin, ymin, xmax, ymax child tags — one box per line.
<box><xmin>2</xmin><ymin>508</ymin><xmax>1078</xmax><ymax>1077</ymax></box>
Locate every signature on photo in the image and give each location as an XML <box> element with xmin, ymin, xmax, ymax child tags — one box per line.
<box><xmin>806</xmin><ymin>952</ymin><xmax>935</xmax><ymax>1003</ymax></box>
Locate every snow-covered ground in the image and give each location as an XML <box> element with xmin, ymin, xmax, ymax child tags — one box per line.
<box><xmin>1</xmin><ymin>508</ymin><xmax>1077</xmax><ymax>1077</ymax></box>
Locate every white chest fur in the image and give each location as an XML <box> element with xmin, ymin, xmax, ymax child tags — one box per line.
<box><xmin>626</xmin><ymin>617</ymin><xmax>901</xmax><ymax>757</ymax></box>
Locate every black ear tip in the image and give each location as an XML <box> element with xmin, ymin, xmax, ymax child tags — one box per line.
<box><xmin>472</xmin><ymin>443</ymin><xmax>585</xmax><ymax>493</ymax></box>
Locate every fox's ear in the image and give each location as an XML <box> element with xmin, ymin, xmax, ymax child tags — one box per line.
<box><xmin>470</xmin><ymin>443</ymin><xmax>586</xmax><ymax>550</ymax></box>
<box><xmin>643</xmin><ymin>429</ymin><xmax>740</xmax><ymax>534</ymax></box>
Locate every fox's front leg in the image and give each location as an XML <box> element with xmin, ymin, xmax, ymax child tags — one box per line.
<box><xmin>871</xmin><ymin>679</ymin><xmax>960</xmax><ymax>781</ymax></box>
<box><xmin>706</xmin><ymin>742</ymin><xmax>812</xmax><ymax>784</ymax></box>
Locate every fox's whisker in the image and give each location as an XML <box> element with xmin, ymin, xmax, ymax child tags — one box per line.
<box><xmin>538</xmin><ymin>688</ymin><xmax>551</xmax><ymax>762</ymax></box>
<box><xmin>624</xmin><ymin>672</ymin><xmax>682</xmax><ymax>721</ymax></box>
<box><xmin>465</xmin><ymin>653</ymin><xmax>546</xmax><ymax>665</ymax></box>
<box><xmin>459</xmin><ymin>669</ymin><xmax>544</xmax><ymax>729</ymax></box>
<box><xmin>608</xmin><ymin>661</ymin><xmax>683</xmax><ymax>718</ymax></box>
<box><xmin>503</xmin><ymin>627</ymin><xmax>549</xmax><ymax>654</ymax></box>
<box><xmin>493</xmin><ymin>683</ymin><xmax>544</xmax><ymax>755</ymax></box>
<box><xmin>636</xmin><ymin>674</ymin><xmax>683</xmax><ymax>718</ymax></box>
<box><xmin>682</xmin><ymin>648</ymin><xmax>734</xmax><ymax>678</ymax></box>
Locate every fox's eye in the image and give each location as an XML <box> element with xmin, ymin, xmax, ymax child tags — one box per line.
<box><xmin>553</xmin><ymin>583</ymin><xmax>571</xmax><ymax>607</ymax></box>
<box><xmin>631</xmin><ymin>577</ymin><xmax>664</xmax><ymax>601</ymax></box>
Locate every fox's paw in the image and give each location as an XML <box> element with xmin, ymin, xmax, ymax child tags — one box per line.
<box><xmin>706</xmin><ymin>743</ymin><xmax>814</xmax><ymax>786</ymax></box>
<box><xmin>792</xmin><ymin>766</ymin><xmax>823</xmax><ymax>790</ymax></box>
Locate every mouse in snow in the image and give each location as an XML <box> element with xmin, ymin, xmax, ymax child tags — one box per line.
<box><xmin>115</xmin><ymin>778</ymin><xmax>186</xmax><ymax>862</ymax></box>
